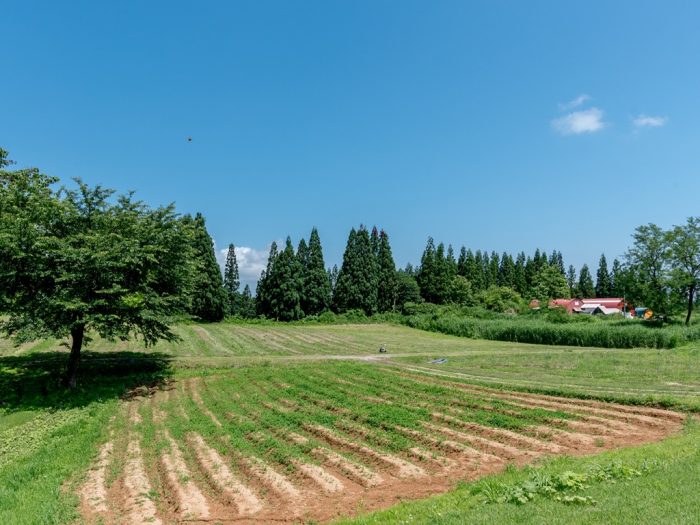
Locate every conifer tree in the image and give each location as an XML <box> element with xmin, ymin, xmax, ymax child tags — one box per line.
<box><xmin>498</xmin><ymin>252</ymin><xmax>515</xmax><ymax>289</ymax></box>
<box><xmin>296</xmin><ymin>238</ymin><xmax>309</xmax><ymax>313</ymax></box>
<box><xmin>433</xmin><ymin>242</ymin><xmax>454</xmax><ymax>304</ymax></box>
<box><xmin>267</xmin><ymin>237</ymin><xmax>303</xmax><ymax>321</ymax></box>
<box><xmin>514</xmin><ymin>252</ymin><xmax>528</xmax><ymax>296</ymax></box>
<box><xmin>595</xmin><ymin>253</ymin><xmax>612</xmax><ymax>297</ymax></box>
<box><xmin>473</xmin><ymin>250</ymin><xmax>486</xmax><ymax>290</ymax></box>
<box><xmin>223</xmin><ymin>243</ymin><xmax>240</xmax><ymax>315</ymax></box>
<box><xmin>239</xmin><ymin>284</ymin><xmax>256</xmax><ymax>318</ymax></box>
<box><xmin>328</xmin><ymin>264</ymin><xmax>339</xmax><ymax>294</ymax></box>
<box><xmin>256</xmin><ymin>242</ymin><xmax>278</xmax><ymax>316</ymax></box>
<box><xmin>489</xmin><ymin>251</ymin><xmax>500</xmax><ymax>286</ymax></box>
<box><xmin>376</xmin><ymin>230</ymin><xmax>398</xmax><ymax>312</ymax></box>
<box><xmin>333</xmin><ymin>227</ymin><xmax>378</xmax><ymax>314</ymax></box>
<box><xmin>370</xmin><ymin>226</ymin><xmax>380</xmax><ymax>258</ymax></box>
<box><xmin>566</xmin><ymin>265</ymin><xmax>577</xmax><ymax>297</ymax></box>
<box><xmin>302</xmin><ymin>227</ymin><xmax>332</xmax><ymax>315</ymax></box>
<box><xmin>457</xmin><ymin>246</ymin><xmax>468</xmax><ymax>276</ymax></box>
<box><xmin>446</xmin><ymin>245</ymin><xmax>457</xmax><ymax>275</ymax></box>
<box><xmin>187</xmin><ymin>213</ymin><xmax>226</xmax><ymax>321</ymax></box>
<box><xmin>578</xmin><ymin>264</ymin><xmax>595</xmax><ymax>298</ymax></box>
<box><xmin>416</xmin><ymin>237</ymin><xmax>437</xmax><ymax>302</ymax></box>
<box><xmin>610</xmin><ymin>258</ymin><xmax>624</xmax><ymax>297</ymax></box>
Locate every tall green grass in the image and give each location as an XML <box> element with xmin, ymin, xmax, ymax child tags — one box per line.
<box><xmin>403</xmin><ymin>311</ymin><xmax>700</xmax><ymax>349</ymax></box>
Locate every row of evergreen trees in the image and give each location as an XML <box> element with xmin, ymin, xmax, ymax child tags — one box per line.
<box><xmin>189</xmin><ymin>216</ymin><xmax>633</xmax><ymax>323</ymax></box>
<box><xmin>254</xmin><ymin>226</ymin><xmax>418</xmax><ymax>319</ymax></box>
<box><xmin>415</xmin><ymin>238</ymin><xmax>626</xmax><ymax>306</ymax></box>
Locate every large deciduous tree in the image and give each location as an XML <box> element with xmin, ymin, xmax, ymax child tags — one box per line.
<box><xmin>667</xmin><ymin>217</ymin><xmax>700</xmax><ymax>325</ymax></box>
<box><xmin>0</xmin><ymin>151</ymin><xmax>192</xmax><ymax>387</ymax></box>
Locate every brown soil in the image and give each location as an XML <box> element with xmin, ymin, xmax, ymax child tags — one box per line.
<box><xmin>80</xmin><ymin>374</ymin><xmax>685</xmax><ymax>525</ymax></box>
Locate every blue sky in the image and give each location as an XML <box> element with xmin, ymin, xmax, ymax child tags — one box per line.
<box><xmin>3</xmin><ymin>1</ymin><xmax>700</xmax><ymax>290</ymax></box>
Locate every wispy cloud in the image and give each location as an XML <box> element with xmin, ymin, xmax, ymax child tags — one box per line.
<box><xmin>633</xmin><ymin>114</ymin><xmax>668</xmax><ymax>128</ymax></box>
<box><xmin>558</xmin><ymin>94</ymin><xmax>591</xmax><ymax>111</ymax></box>
<box><xmin>552</xmin><ymin>107</ymin><xmax>606</xmax><ymax>135</ymax></box>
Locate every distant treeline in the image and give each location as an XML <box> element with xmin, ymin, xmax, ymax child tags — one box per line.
<box><xmin>216</xmin><ymin>218</ymin><xmax>698</xmax><ymax>325</ymax></box>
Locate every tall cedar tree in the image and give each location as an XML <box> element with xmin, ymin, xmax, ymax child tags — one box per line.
<box><xmin>566</xmin><ymin>265</ymin><xmax>577</xmax><ymax>296</ymax></box>
<box><xmin>499</xmin><ymin>252</ymin><xmax>515</xmax><ymax>288</ymax></box>
<box><xmin>256</xmin><ymin>242</ymin><xmax>278</xmax><ymax>316</ymax></box>
<box><xmin>513</xmin><ymin>252</ymin><xmax>527</xmax><ymax>296</ymax></box>
<box><xmin>595</xmin><ymin>253</ymin><xmax>612</xmax><ymax>297</ymax></box>
<box><xmin>267</xmin><ymin>237</ymin><xmax>303</xmax><ymax>321</ymax></box>
<box><xmin>187</xmin><ymin>213</ymin><xmax>226</xmax><ymax>322</ymax></box>
<box><xmin>0</xmin><ymin>151</ymin><xmax>192</xmax><ymax>387</ymax></box>
<box><xmin>457</xmin><ymin>247</ymin><xmax>468</xmax><ymax>277</ymax></box>
<box><xmin>223</xmin><ymin>243</ymin><xmax>240</xmax><ymax>315</ymax></box>
<box><xmin>473</xmin><ymin>250</ymin><xmax>486</xmax><ymax>290</ymax></box>
<box><xmin>303</xmin><ymin>228</ymin><xmax>332</xmax><ymax>315</ymax></box>
<box><xmin>578</xmin><ymin>264</ymin><xmax>596</xmax><ymax>298</ymax></box>
<box><xmin>296</xmin><ymin>238</ymin><xmax>309</xmax><ymax>313</ymax></box>
<box><xmin>610</xmin><ymin>259</ymin><xmax>624</xmax><ymax>297</ymax></box>
<box><xmin>376</xmin><ymin>230</ymin><xmax>398</xmax><ymax>312</ymax></box>
<box><xmin>333</xmin><ymin>227</ymin><xmax>379</xmax><ymax>314</ymax></box>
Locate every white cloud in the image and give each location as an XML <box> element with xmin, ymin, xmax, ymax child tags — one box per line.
<box><xmin>633</xmin><ymin>114</ymin><xmax>668</xmax><ymax>128</ymax></box>
<box><xmin>215</xmin><ymin>242</ymin><xmax>270</xmax><ymax>288</ymax></box>
<box><xmin>558</xmin><ymin>94</ymin><xmax>591</xmax><ymax>111</ymax></box>
<box><xmin>552</xmin><ymin>107</ymin><xmax>606</xmax><ymax>135</ymax></box>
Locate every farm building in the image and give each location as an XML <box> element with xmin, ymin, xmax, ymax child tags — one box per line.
<box><xmin>548</xmin><ymin>297</ymin><xmax>633</xmax><ymax>316</ymax></box>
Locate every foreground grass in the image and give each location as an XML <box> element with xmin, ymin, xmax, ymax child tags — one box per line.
<box><xmin>339</xmin><ymin>420</ymin><xmax>700</xmax><ymax>525</ymax></box>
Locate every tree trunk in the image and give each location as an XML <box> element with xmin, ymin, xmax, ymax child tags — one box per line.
<box><xmin>686</xmin><ymin>284</ymin><xmax>696</xmax><ymax>326</ymax></box>
<box><xmin>64</xmin><ymin>324</ymin><xmax>84</xmax><ymax>389</ymax></box>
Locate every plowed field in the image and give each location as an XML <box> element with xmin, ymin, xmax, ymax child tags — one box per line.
<box><xmin>78</xmin><ymin>362</ymin><xmax>684</xmax><ymax>524</ymax></box>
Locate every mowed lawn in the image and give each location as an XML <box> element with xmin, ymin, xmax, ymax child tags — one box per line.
<box><xmin>1</xmin><ymin>321</ymin><xmax>700</xmax><ymax>524</ymax></box>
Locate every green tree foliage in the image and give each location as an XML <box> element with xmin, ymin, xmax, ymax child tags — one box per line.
<box><xmin>513</xmin><ymin>252</ymin><xmax>527</xmax><ymax>296</ymax></box>
<box><xmin>376</xmin><ymin>230</ymin><xmax>398</xmax><ymax>312</ymax></box>
<box><xmin>0</xmin><ymin>152</ymin><xmax>192</xmax><ymax>387</ymax></box>
<box><xmin>296</xmin><ymin>238</ymin><xmax>309</xmax><ymax>313</ymax></box>
<box><xmin>449</xmin><ymin>275</ymin><xmax>474</xmax><ymax>305</ymax></box>
<box><xmin>532</xmin><ymin>265</ymin><xmax>570</xmax><ymax>302</ymax></box>
<box><xmin>498</xmin><ymin>252</ymin><xmax>515</xmax><ymax>289</ymax></box>
<box><xmin>302</xmin><ymin>227</ymin><xmax>332</xmax><ymax>316</ymax></box>
<box><xmin>267</xmin><ymin>237</ymin><xmax>303</xmax><ymax>321</ymax></box>
<box><xmin>667</xmin><ymin>217</ymin><xmax>700</xmax><ymax>324</ymax></box>
<box><xmin>238</xmin><ymin>284</ymin><xmax>256</xmax><ymax>318</ymax></box>
<box><xmin>186</xmin><ymin>213</ymin><xmax>227</xmax><ymax>322</ymax></box>
<box><xmin>333</xmin><ymin>226</ymin><xmax>379</xmax><ymax>315</ymax></box>
<box><xmin>473</xmin><ymin>250</ymin><xmax>486</xmax><ymax>291</ymax></box>
<box><xmin>578</xmin><ymin>264</ymin><xmax>595</xmax><ymax>298</ymax></box>
<box><xmin>256</xmin><ymin>242</ymin><xmax>278</xmax><ymax>316</ymax></box>
<box><xmin>395</xmin><ymin>270</ymin><xmax>422</xmax><ymax>310</ymax></box>
<box><xmin>625</xmin><ymin>224</ymin><xmax>670</xmax><ymax>314</ymax></box>
<box><xmin>595</xmin><ymin>253</ymin><xmax>612</xmax><ymax>297</ymax></box>
<box><xmin>476</xmin><ymin>285</ymin><xmax>524</xmax><ymax>313</ymax></box>
<box><xmin>223</xmin><ymin>243</ymin><xmax>240</xmax><ymax>315</ymax></box>
<box><xmin>610</xmin><ymin>258</ymin><xmax>624</xmax><ymax>297</ymax></box>
<box><xmin>566</xmin><ymin>265</ymin><xmax>577</xmax><ymax>297</ymax></box>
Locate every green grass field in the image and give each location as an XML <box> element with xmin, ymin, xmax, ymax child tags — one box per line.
<box><xmin>1</xmin><ymin>321</ymin><xmax>699</xmax><ymax>524</ymax></box>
